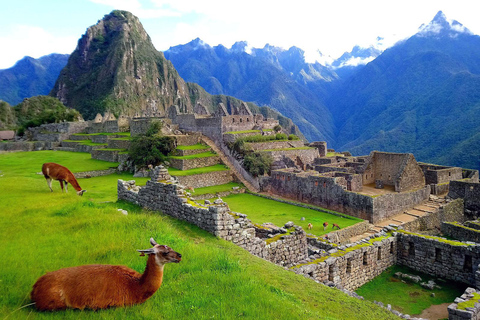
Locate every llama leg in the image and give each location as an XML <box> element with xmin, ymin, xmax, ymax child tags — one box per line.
<box><xmin>65</xmin><ymin>181</ymin><xmax>68</xmax><ymax>192</ymax></box>
<box><xmin>60</xmin><ymin>180</ymin><xmax>64</xmax><ymax>192</ymax></box>
<box><xmin>46</xmin><ymin>178</ymin><xmax>53</xmax><ymax>192</ymax></box>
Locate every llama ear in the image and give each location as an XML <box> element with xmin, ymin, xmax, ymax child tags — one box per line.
<box><xmin>150</xmin><ymin>238</ymin><xmax>158</xmax><ymax>246</ymax></box>
<box><xmin>137</xmin><ymin>249</ymin><xmax>155</xmax><ymax>256</ymax></box>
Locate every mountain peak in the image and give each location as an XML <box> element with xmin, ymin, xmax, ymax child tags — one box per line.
<box><xmin>417</xmin><ymin>10</ymin><xmax>472</xmax><ymax>38</ymax></box>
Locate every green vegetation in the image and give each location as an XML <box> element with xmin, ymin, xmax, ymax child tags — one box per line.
<box><xmin>457</xmin><ymin>292</ymin><xmax>480</xmax><ymax>310</ymax></box>
<box><xmin>169</xmin><ymin>151</ymin><xmax>217</xmax><ymax>160</ymax></box>
<box><xmin>224</xmin><ymin>129</ymin><xmax>261</xmax><ymax>134</ymax></box>
<box><xmin>398</xmin><ymin>229</ymin><xmax>474</xmax><ymax>246</ymax></box>
<box><xmin>62</xmin><ymin>139</ymin><xmax>107</xmax><ymax>147</ymax></box>
<box><xmin>189</xmin><ymin>182</ymin><xmax>243</xmax><ymax>196</ymax></box>
<box><xmin>262</xmin><ymin>147</ymin><xmax>313</xmax><ymax>152</ymax></box>
<box><xmin>356</xmin><ymin>265</ymin><xmax>466</xmax><ymax>315</ymax></box>
<box><xmin>72</xmin><ymin>132</ymin><xmax>131</xmax><ymax>137</ymax></box>
<box><xmin>13</xmin><ymin>96</ymin><xmax>81</xmax><ymax>135</ymax></box>
<box><xmin>175</xmin><ymin>144</ymin><xmax>210</xmax><ymax>150</ymax></box>
<box><xmin>0</xmin><ymin>150</ymin><xmax>398</xmax><ymax>319</ymax></box>
<box><xmin>128</xmin><ymin>121</ymin><xmax>175</xmax><ymax>168</ymax></box>
<box><xmin>236</xmin><ymin>133</ymin><xmax>299</xmax><ymax>143</ymax></box>
<box><xmin>221</xmin><ymin>193</ymin><xmax>361</xmax><ymax>236</ymax></box>
<box><xmin>243</xmin><ymin>152</ymin><xmax>273</xmax><ymax>177</ymax></box>
<box><xmin>0</xmin><ymin>101</ymin><xmax>16</xmax><ymax>130</ymax></box>
<box><xmin>168</xmin><ymin>164</ymin><xmax>229</xmax><ymax>176</ymax></box>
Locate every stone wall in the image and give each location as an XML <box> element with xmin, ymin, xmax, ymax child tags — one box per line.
<box><xmin>396</xmin><ymin>230</ymin><xmax>480</xmax><ymax>286</ymax></box>
<box><xmin>0</xmin><ymin>141</ymin><xmax>59</xmax><ymax>152</ymax></box>
<box><xmin>28</xmin><ymin>121</ymin><xmax>89</xmax><ymax>141</ymax></box>
<box><xmin>174</xmin><ymin>147</ymin><xmax>210</xmax><ymax>156</ymax></box>
<box><xmin>174</xmin><ymin>170</ymin><xmax>234</xmax><ymax>189</ymax></box>
<box><xmin>91</xmin><ymin>150</ymin><xmax>124</xmax><ymax>162</ymax></box>
<box><xmin>117</xmin><ymin>176</ymin><xmax>307</xmax><ymax>267</ymax></box>
<box><xmin>263</xmin><ymin>148</ymin><xmax>319</xmax><ymax>165</ymax></box>
<box><xmin>246</xmin><ymin>140</ymin><xmax>304</xmax><ymax>151</ymax></box>
<box><xmin>449</xmin><ymin>181</ymin><xmax>480</xmax><ymax>217</ymax></box>
<box><xmin>448</xmin><ymin>287</ymin><xmax>480</xmax><ymax>320</ymax></box>
<box><xmin>442</xmin><ymin>222</ymin><xmax>480</xmax><ymax>243</ymax></box>
<box><xmin>420</xmin><ymin>164</ymin><xmax>463</xmax><ymax>185</ymax></box>
<box><xmin>322</xmin><ymin>221</ymin><xmax>371</xmax><ymax>245</ymax></box>
<box><xmin>74</xmin><ymin>168</ymin><xmax>117</xmax><ymax>179</ymax></box>
<box><xmin>292</xmin><ymin>235</ymin><xmax>397</xmax><ymax>291</ymax></box>
<box><xmin>223</xmin><ymin>131</ymin><xmax>262</xmax><ymax>144</ymax></box>
<box><xmin>107</xmin><ymin>139</ymin><xmax>130</xmax><ymax>149</ymax></box>
<box><xmin>402</xmin><ymin>199</ymin><xmax>465</xmax><ymax>232</ymax></box>
<box><xmin>169</xmin><ymin>155</ymin><xmax>220</xmax><ymax>170</ymax></box>
<box><xmin>172</xmin><ymin>133</ymin><xmax>202</xmax><ymax>146</ymax></box>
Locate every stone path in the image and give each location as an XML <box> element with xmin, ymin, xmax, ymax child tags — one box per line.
<box><xmin>201</xmin><ymin>136</ymin><xmax>260</xmax><ymax>192</ymax></box>
<box><xmin>348</xmin><ymin>198</ymin><xmax>446</xmax><ymax>243</ymax></box>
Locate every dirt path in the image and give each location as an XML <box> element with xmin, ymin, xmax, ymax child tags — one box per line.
<box><xmin>414</xmin><ymin>302</ymin><xmax>450</xmax><ymax>320</ymax></box>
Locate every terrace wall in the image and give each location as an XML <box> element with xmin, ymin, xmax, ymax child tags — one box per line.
<box><xmin>246</xmin><ymin>140</ymin><xmax>304</xmax><ymax>151</ymax></box>
<box><xmin>402</xmin><ymin>199</ymin><xmax>465</xmax><ymax>232</ymax></box>
<box><xmin>448</xmin><ymin>287</ymin><xmax>480</xmax><ymax>320</ymax></box>
<box><xmin>396</xmin><ymin>231</ymin><xmax>480</xmax><ymax>286</ymax></box>
<box><xmin>28</xmin><ymin>121</ymin><xmax>89</xmax><ymax>142</ymax></box>
<box><xmin>174</xmin><ymin>170</ymin><xmax>234</xmax><ymax>189</ymax></box>
<box><xmin>292</xmin><ymin>236</ymin><xmax>397</xmax><ymax>291</ymax></box>
<box><xmin>117</xmin><ymin>177</ymin><xmax>308</xmax><ymax>267</ymax></box>
<box><xmin>0</xmin><ymin>141</ymin><xmax>59</xmax><ymax>152</ymax></box>
<box><xmin>169</xmin><ymin>155</ymin><xmax>220</xmax><ymax>170</ymax></box>
<box><xmin>442</xmin><ymin>222</ymin><xmax>480</xmax><ymax>243</ymax></box>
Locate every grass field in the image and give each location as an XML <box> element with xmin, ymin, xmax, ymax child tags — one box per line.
<box><xmin>356</xmin><ymin>265</ymin><xmax>466</xmax><ymax>315</ymax></box>
<box><xmin>0</xmin><ymin>151</ymin><xmax>398</xmax><ymax>319</ymax></box>
<box><xmin>221</xmin><ymin>193</ymin><xmax>362</xmax><ymax>236</ymax></box>
<box><xmin>189</xmin><ymin>182</ymin><xmax>243</xmax><ymax>196</ymax></box>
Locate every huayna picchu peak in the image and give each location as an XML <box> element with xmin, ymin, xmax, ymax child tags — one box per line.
<box><xmin>51</xmin><ymin>10</ymin><xmax>193</xmax><ymax>120</ymax></box>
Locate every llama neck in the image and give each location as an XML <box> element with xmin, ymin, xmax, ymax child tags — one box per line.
<box><xmin>66</xmin><ymin>173</ymin><xmax>82</xmax><ymax>191</ymax></box>
<box><xmin>140</xmin><ymin>255</ymin><xmax>165</xmax><ymax>295</ymax></box>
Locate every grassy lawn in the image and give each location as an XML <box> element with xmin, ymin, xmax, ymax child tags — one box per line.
<box><xmin>168</xmin><ymin>164</ymin><xmax>229</xmax><ymax>176</ymax></box>
<box><xmin>356</xmin><ymin>265</ymin><xmax>466</xmax><ymax>316</ymax></box>
<box><xmin>63</xmin><ymin>140</ymin><xmax>108</xmax><ymax>147</ymax></box>
<box><xmin>169</xmin><ymin>151</ymin><xmax>217</xmax><ymax>160</ymax></box>
<box><xmin>0</xmin><ymin>151</ymin><xmax>398</xmax><ymax>320</ymax></box>
<box><xmin>221</xmin><ymin>193</ymin><xmax>362</xmax><ymax>236</ymax></box>
<box><xmin>176</xmin><ymin>144</ymin><xmax>210</xmax><ymax>150</ymax></box>
<box><xmin>190</xmin><ymin>182</ymin><xmax>243</xmax><ymax>196</ymax></box>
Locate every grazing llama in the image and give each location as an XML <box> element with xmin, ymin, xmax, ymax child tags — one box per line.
<box><xmin>41</xmin><ymin>163</ymin><xmax>86</xmax><ymax>196</ymax></box>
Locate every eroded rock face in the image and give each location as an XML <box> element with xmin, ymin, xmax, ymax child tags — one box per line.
<box><xmin>51</xmin><ymin>10</ymin><xmax>193</xmax><ymax>120</ymax></box>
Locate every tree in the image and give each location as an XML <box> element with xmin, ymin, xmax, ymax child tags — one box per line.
<box><xmin>243</xmin><ymin>152</ymin><xmax>273</xmax><ymax>177</ymax></box>
<box><xmin>128</xmin><ymin>121</ymin><xmax>175</xmax><ymax>168</ymax></box>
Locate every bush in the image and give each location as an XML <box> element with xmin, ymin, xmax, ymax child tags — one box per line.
<box><xmin>243</xmin><ymin>152</ymin><xmax>273</xmax><ymax>177</ymax></box>
<box><xmin>288</xmin><ymin>134</ymin><xmax>300</xmax><ymax>140</ymax></box>
<box><xmin>128</xmin><ymin>121</ymin><xmax>175</xmax><ymax>168</ymax></box>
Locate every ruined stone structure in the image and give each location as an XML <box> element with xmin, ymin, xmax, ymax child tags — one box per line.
<box><xmin>448</xmin><ymin>287</ymin><xmax>480</xmax><ymax>320</ymax></box>
<box><xmin>117</xmin><ymin>170</ymin><xmax>308</xmax><ymax>267</ymax></box>
<box><xmin>169</xmin><ymin>102</ymin><xmax>279</xmax><ymax>141</ymax></box>
<box><xmin>87</xmin><ymin>113</ymin><xmax>129</xmax><ymax>133</ymax></box>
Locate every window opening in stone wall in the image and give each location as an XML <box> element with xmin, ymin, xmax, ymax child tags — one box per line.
<box><xmin>371</xmin><ymin>174</ymin><xmax>373</xmax><ymax>178</ymax></box>
<box><xmin>328</xmin><ymin>264</ymin><xmax>334</xmax><ymax>281</ymax></box>
<box><xmin>232</xmin><ymin>118</ymin><xmax>235</xmax><ymax>123</ymax></box>
<box><xmin>408</xmin><ymin>242</ymin><xmax>415</xmax><ymax>257</ymax></box>
<box><xmin>449</xmin><ymin>171</ymin><xmax>451</xmax><ymax>176</ymax></box>
<box><xmin>377</xmin><ymin>248</ymin><xmax>382</xmax><ymax>261</ymax></box>
<box><xmin>240</xmin><ymin>118</ymin><xmax>243</xmax><ymax>123</ymax></box>
<box><xmin>363</xmin><ymin>252</ymin><xmax>368</xmax><ymax>265</ymax></box>
<box><xmin>346</xmin><ymin>258</ymin><xmax>352</xmax><ymax>273</ymax></box>
<box><xmin>464</xmin><ymin>255</ymin><xmax>473</xmax><ymax>272</ymax></box>
<box><xmin>435</xmin><ymin>248</ymin><xmax>442</xmax><ymax>262</ymax></box>
<box><xmin>246</xmin><ymin>118</ymin><xmax>250</xmax><ymax>122</ymax></box>
<box><xmin>390</xmin><ymin>242</ymin><xmax>394</xmax><ymax>254</ymax></box>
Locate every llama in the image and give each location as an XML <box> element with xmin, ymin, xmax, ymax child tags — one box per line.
<box><xmin>41</xmin><ymin>163</ymin><xmax>86</xmax><ymax>196</ymax></box>
<box><xmin>307</xmin><ymin>223</ymin><xmax>313</xmax><ymax>230</ymax></box>
<box><xmin>30</xmin><ymin>238</ymin><xmax>181</xmax><ymax>310</ymax></box>
<box><xmin>332</xmin><ymin>223</ymin><xmax>341</xmax><ymax>230</ymax></box>
<box><xmin>323</xmin><ymin>222</ymin><xmax>328</xmax><ymax>231</ymax></box>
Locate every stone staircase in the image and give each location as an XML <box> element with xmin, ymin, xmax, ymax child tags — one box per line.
<box><xmin>348</xmin><ymin>197</ymin><xmax>447</xmax><ymax>243</ymax></box>
<box><xmin>200</xmin><ymin>136</ymin><xmax>260</xmax><ymax>192</ymax></box>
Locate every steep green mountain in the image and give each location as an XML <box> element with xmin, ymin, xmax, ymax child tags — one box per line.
<box><xmin>49</xmin><ymin>11</ymin><xmax>300</xmax><ymax>135</ymax></box>
<box><xmin>50</xmin><ymin>10</ymin><xmax>193</xmax><ymax>120</ymax></box>
<box><xmin>330</xmin><ymin>11</ymin><xmax>480</xmax><ymax>169</ymax></box>
<box><xmin>0</xmin><ymin>101</ymin><xmax>16</xmax><ymax>130</ymax></box>
<box><xmin>164</xmin><ymin>39</ymin><xmax>337</xmax><ymax>142</ymax></box>
<box><xmin>0</xmin><ymin>54</ymin><xmax>68</xmax><ymax>105</ymax></box>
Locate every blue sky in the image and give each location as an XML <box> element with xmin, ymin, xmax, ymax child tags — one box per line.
<box><xmin>1</xmin><ymin>0</ymin><xmax>480</xmax><ymax>69</ymax></box>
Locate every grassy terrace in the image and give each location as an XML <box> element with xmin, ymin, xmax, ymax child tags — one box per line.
<box><xmin>71</xmin><ymin>132</ymin><xmax>131</xmax><ymax>137</ymax></box>
<box><xmin>356</xmin><ymin>265</ymin><xmax>466</xmax><ymax>315</ymax></box>
<box><xmin>224</xmin><ymin>129</ymin><xmax>272</xmax><ymax>134</ymax></box>
<box><xmin>221</xmin><ymin>193</ymin><xmax>362</xmax><ymax>236</ymax></box>
<box><xmin>189</xmin><ymin>182</ymin><xmax>243</xmax><ymax>196</ymax></box>
<box><xmin>0</xmin><ymin>151</ymin><xmax>397</xmax><ymax>319</ymax></box>
<box><xmin>262</xmin><ymin>147</ymin><xmax>314</xmax><ymax>152</ymax></box>
<box><xmin>169</xmin><ymin>151</ymin><xmax>217</xmax><ymax>160</ymax></box>
<box><xmin>168</xmin><ymin>164</ymin><xmax>229</xmax><ymax>176</ymax></box>
<box><xmin>176</xmin><ymin>144</ymin><xmax>210</xmax><ymax>150</ymax></box>
<box><xmin>62</xmin><ymin>139</ymin><xmax>108</xmax><ymax>146</ymax></box>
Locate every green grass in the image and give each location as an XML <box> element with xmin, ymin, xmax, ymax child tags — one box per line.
<box><xmin>0</xmin><ymin>151</ymin><xmax>398</xmax><ymax>319</ymax></box>
<box><xmin>189</xmin><ymin>182</ymin><xmax>243</xmax><ymax>196</ymax></box>
<box><xmin>220</xmin><ymin>193</ymin><xmax>361</xmax><ymax>236</ymax></box>
<box><xmin>72</xmin><ymin>132</ymin><xmax>131</xmax><ymax>136</ymax></box>
<box><xmin>168</xmin><ymin>164</ymin><xmax>229</xmax><ymax>176</ymax></box>
<box><xmin>224</xmin><ymin>130</ymin><xmax>261</xmax><ymax>134</ymax></box>
<box><xmin>262</xmin><ymin>147</ymin><xmax>314</xmax><ymax>152</ymax></box>
<box><xmin>356</xmin><ymin>265</ymin><xmax>466</xmax><ymax>315</ymax></box>
<box><xmin>169</xmin><ymin>151</ymin><xmax>217</xmax><ymax>160</ymax></box>
<box><xmin>176</xmin><ymin>144</ymin><xmax>210</xmax><ymax>151</ymax></box>
<box><xmin>63</xmin><ymin>140</ymin><xmax>108</xmax><ymax>147</ymax></box>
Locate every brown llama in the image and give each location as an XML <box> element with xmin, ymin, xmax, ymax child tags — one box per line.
<box><xmin>42</xmin><ymin>163</ymin><xmax>86</xmax><ymax>196</ymax></box>
<box><xmin>30</xmin><ymin>238</ymin><xmax>181</xmax><ymax>310</ymax></box>
<box><xmin>323</xmin><ymin>222</ymin><xmax>328</xmax><ymax>231</ymax></box>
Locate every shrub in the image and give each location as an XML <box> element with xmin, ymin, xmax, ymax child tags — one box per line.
<box><xmin>288</xmin><ymin>134</ymin><xmax>300</xmax><ymax>140</ymax></box>
<box><xmin>128</xmin><ymin>121</ymin><xmax>175</xmax><ymax>168</ymax></box>
<box><xmin>273</xmin><ymin>124</ymin><xmax>282</xmax><ymax>133</ymax></box>
<box><xmin>243</xmin><ymin>152</ymin><xmax>273</xmax><ymax>177</ymax></box>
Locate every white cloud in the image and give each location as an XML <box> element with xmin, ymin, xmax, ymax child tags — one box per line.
<box><xmin>0</xmin><ymin>25</ymin><xmax>77</xmax><ymax>69</ymax></box>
